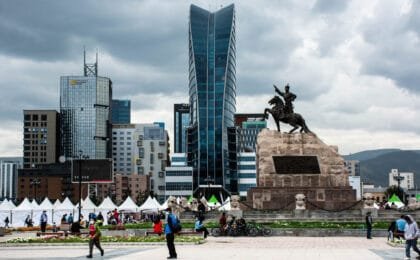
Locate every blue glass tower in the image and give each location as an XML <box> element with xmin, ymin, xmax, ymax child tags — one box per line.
<box><xmin>111</xmin><ymin>99</ymin><xmax>131</xmax><ymax>124</ymax></box>
<box><xmin>188</xmin><ymin>4</ymin><xmax>236</xmax><ymax>190</ymax></box>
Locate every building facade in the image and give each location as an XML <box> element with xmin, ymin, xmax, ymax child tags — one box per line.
<box><xmin>0</xmin><ymin>158</ymin><xmax>22</xmax><ymax>201</ymax></box>
<box><xmin>237</xmin><ymin>152</ymin><xmax>257</xmax><ymax>197</ymax></box>
<box><xmin>165</xmin><ymin>153</ymin><xmax>193</xmax><ymax>198</ymax></box>
<box><xmin>348</xmin><ymin>176</ymin><xmax>361</xmax><ymax>200</ymax></box>
<box><xmin>17</xmin><ymin>163</ymin><xmax>87</xmax><ymax>203</ymax></box>
<box><xmin>23</xmin><ymin>110</ymin><xmax>59</xmax><ymax>169</ymax></box>
<box><xmin>60</xmin><ymin>76</ymin><xmax>112</xmax><ymax>159</ymax></box>
<box><xmin>188</xmin><ymin>4</ymin><xmax>236</xmax><ymax>191</ymax></box>
<box><xmin>344</xmin><ymin>160</ymin><xmax>360</xmax><ymax>176</ymax></box>
<box><xmin>389</xmin><ymin>168</ymin><xmax>414</xmax><ymax>189</ymax></box>
<box><xmin>174</xmin><ymin>104</ymin><xmax>190</xmax><ymax>153</ymax></box>
<box><xmin>235</xmin><ymin>114</ymin><xmax>266</xmax><ymax>153</ymax></box>
<box><xmin>111</xmin><ymin>123</ymin><xmax>168</xmax><ymax>202</ymax></box>
<box><xmin>111</xmin><ymin>99</ymin><xmax>131</xmax><ymax>124</ymax></box>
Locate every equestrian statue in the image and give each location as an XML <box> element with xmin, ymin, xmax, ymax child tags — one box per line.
<box><xmin>264</xmin><ymin>84</ymin><xmax>312</xmax><ymax>134</ymax></box>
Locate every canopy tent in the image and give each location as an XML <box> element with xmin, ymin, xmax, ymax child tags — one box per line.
<box><xmin>0</xmin><ymin>199</ymin><xmax>15</xmax><ymax>227</ymax></box>
<box><xmin>12</xmin><ymin>198</ymin><xmax>35</xmax><ymax>227</ymax></box>
<box><xmin>139</xmin><ymin>196</ymin><xmax>161</xmax><ymax>213</ymax></box>
<box><xmin>159</xmin><ymin>198</ymin><xmax>169</xmax><ymax>211</ymax></box>
<box><xmin>53</xmin><ymin>197</ymin><xmax>75</xmax><ymax>225</ymax></box>
<box><xmin>98</xmin><ymin>197</ymin><xmax>117</xmax><ymax>212</ymax></box>
<box><xmin>53</xmin><ymin>199</ymin><xmax>61</xmax><ymax>209</ymax></box>
<box><xmin>387</xmin><ymin>194</ymin><xmax>405</xmax><ymax>208</ymax></box>
<box><xmin>187</xmin><ymin>195</ymin><xmax>194</xmax><ymax>203</ymax></box>
<box><xmin>417</xmin><ymin>194</ymin><xmax>420</xmax><ymax>202</ymax></box>
<box><xmin>207</xmin><ymin>195</ymin><xmax>221</xmax><ymax>208</ymax></box>
<box><xmin>38</xmin><ymin>198</ymin><xmax>54</xmax><ymax>225</ymax></box>
<box><xmin>218</xmin><ymin>197</ymin><xmax>231</xmax><ymax>211</ymax></box>
<box><xmin>118</xmin><ymin>196</ymin><xmax>139</xmax><ymax>212</ymax></box>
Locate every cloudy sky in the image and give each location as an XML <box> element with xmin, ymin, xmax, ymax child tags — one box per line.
<box><xmin>1</xmin><ymin>0</ymin><xmax>419</xmax><ymax>156</ymax></box>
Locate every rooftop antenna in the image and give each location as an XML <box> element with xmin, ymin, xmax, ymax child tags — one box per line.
<box><xmin>83</xmin><ymin>47</ymin><xmax>98</xmax><ymax>77</ymax></box>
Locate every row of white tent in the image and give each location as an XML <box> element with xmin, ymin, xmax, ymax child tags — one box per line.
<box><xmin>0</xmin><ymin>196</ymin><xmax>232</xmax><ymax>228</ymax></box>
<box><xmin>0</xmin><ymin>196</ymin><xmax>160</xmax><ymax>227</ymax></box>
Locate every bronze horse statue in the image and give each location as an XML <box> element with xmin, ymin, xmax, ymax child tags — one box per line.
<box><xmin>264</xmin><ymin>95</ymin><xmax>312</xmax><ymax>134</ymax></box>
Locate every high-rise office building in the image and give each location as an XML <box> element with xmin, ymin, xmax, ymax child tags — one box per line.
<box><xmin>0</xmin><ymin>157</ymin><xmax>22</xmax><ymax>200</ymax></box>
<box><xmin>23</xmin><ymin>110</ymin><xmax>59</xmax><ymax>169</ymax></box>
<box><xmin>235</xmin><ymin>114</ymin><xmax>266</xmax><ymax>153</ymax></box>
<box><xmin>187</xmin><ymin>4</ymin><xmax>236</xmax><ymax>191</ymax></box>
<box><xmin>174</xmin><ymin>104</ymin><xmax>190</xmax><ymax>153</ymax></box>
<box><xmin>111</xmin><ymin>99</ymin><xmax>131</xmax><ymax>124</ymax></box>
<box><xmin>60</xmin><ymin>77</ymin><xmax>112</xmax><ymax>159</ymax></box>
<box><xmin>111</xmin><ymin>123</ymin><xmax>169</xmax><ymax>202</ymax></box>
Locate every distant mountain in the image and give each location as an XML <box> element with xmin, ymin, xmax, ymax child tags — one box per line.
<box><xmin>343</xmin><ymin>149</ymin><xmax>420</xmax><ymax>161</ymax></box>
<box><xmin>343</xmin><ymin>149</ymin><xmax>401</xmax><ymax>161</ymax></box>
<box><xmin>357</xmin><ymin>151</ymin><xmax>420</xmax><ymax>187</ymax></box>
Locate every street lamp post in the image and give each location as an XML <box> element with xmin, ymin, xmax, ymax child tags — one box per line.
<box><xmin>30</xmin><ymin>177</ymin><xmax>41</xmax><ymax>202</ymax></box>
<box><xmin>75</xmin><ymin>150</ymin><xmax>89</xmax><ymax>222</ymax></box>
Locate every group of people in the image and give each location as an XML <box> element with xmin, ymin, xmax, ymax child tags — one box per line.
<box><xmin>387</xmin><ymin>214</ymin><xmax>420</xmax><ymax>259</ymax></box>
<box><xmin>367</xmin><ymin>212</ymin><xmax>420</xmax><ymax>259</ymax></box>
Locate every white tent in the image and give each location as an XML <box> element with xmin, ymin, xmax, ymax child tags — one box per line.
<box><xmin>218</xmin><ymin>197</ymin><xmax>231</xmax><ymax>211</ymax></box>
<box><xmin>12</xmin><ymin>198</ymin><xmax>34</xmax><ymax>227</ymax></box>
<box><xmin>82</xmin><ymin>197</ymin><xmax>97</xmax><ymax>211</ymax></box>
<box><xmin>98</xmin><ymin>197</ymin><xmax>117</xmax><ymax>225</ymax></box>
<box><xmin>118</xmin><ymin>196</ymin><xmax>139</xmax><ymax>212</ymax></box>
<box><xmin>139</xmin><ymin>196</ymin><xmax>161</xmax><ymax>213</ymax></box>
<box><xmin>0</xmin><ymin>199</ymin><xmax>14</xmax><ymax>227</ymax></box>
<box><xmin>38</xmin><ymin>198</ymin><xmax>54</xmax><ymax>225</ymax></box>
<box><xmin>53</xmin><ymin>197</ymin><xmax>75</xmax><ymax>225</ymax></box>
<box><xmin>98</xmin><ymin>196</ymin><xmax>117</xmax><ymax>212</ymax></box>
<box><xmin>159</xmin><ymin>198</ymin><xmax>169</xmax><ymax>211</ymax></box>
<box><xmin>53</xmin><ymin>199</ymin><xmax>61</xmax><ymax>209</ymax></box>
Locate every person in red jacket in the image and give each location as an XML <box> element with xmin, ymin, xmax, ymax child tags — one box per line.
<box><xmin>153</xmin><ymin>217</ymin><xmax>163</xmax><ymax>236</ymax></box>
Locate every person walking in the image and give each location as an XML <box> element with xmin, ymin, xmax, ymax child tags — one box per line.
<box><xmin>40</xmin><ymin>210</ymin><xmax>48</xmax><ymax>233</ymax></box>
<box><xmin>86</xmin><ymin>219</ymin><xmax>104</xmax><ymax>258</ymax></box>
<box><xmin>4</xmin><ymin>216</ymin><xmax>9</xmax><ymax>228</ymax></box>
<box><xmin>165</xmin><ymin>207</ymin><xmax>178</xmax><ymax>259</ymax></box>
<box><xmin>195</xmin><ymin>216</ymin><xmax>209</xmax><ymax>238</ymax></box>
<box><xmin>67</xmin><ymin>213</ymin><xmax>73</xmax><ymax>224</ymax></box>
<box><xmin>365</xmin><ymin>212</ymin><xmax>373</xmax><ymax>239</ymax></box>
<box><xmin>403</xmin><ymin>215</ymin><xmax>420</xmax><ymax>259</ymax></box>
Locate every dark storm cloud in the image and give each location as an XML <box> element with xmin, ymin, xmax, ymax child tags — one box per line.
<box><xmin>357</xmin><ymin>1</ymin><xmax>420</xmax><ymax>93</ymax></box>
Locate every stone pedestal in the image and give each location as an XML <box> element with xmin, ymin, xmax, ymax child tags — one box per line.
<box><xmin>247</xmin><ymin>130</ymin><xmax>357</xmax><ymax>210</ymax></box>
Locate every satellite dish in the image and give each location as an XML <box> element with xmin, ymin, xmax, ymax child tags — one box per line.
<box><xmin>59</xmin><ymin>155</ymin><xmax>66</xmax><ymax>163</ymax></box>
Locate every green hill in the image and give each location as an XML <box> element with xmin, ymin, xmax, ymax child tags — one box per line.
<box><xmin>358</xmin><ymin>151</ymin><xmax>420</xmax><ymax>187</ymax></box>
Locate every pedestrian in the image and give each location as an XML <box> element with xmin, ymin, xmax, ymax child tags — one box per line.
<box><xmin>61</xmin><ymin>214</ymin><xmax>67</xmax><ymax>224</ymax></box>
<box><xmin>153</xmin><ymin>216</ymin><xmax>163</xmax><ymax>236</ymax></box>
<box><xmin>86</xmin><ymin>219</ymin><xmax>104</xmax><ymax>258</ymax></box>
<box><xmin>40</xmin><ymin>210</ymin><xmax>48</xmax><ymax>233</ymax></box>
<box><xmin>96</xmin><ymin>212</ymin><xmax>104</xmax><ymax>226</ymax></box>
<box><xmin>219</xmin><ymin>212</ymin><xmax>227</xmax><ymax>233</ymax></box>
<box><xmin>365</xmin><ymin>212</ymin><xmax>373</xmax><ymax>239</ymax></box>
<box><xmin>67</xmin><ymin>213</ymin><xmax>73</xmax><ymax>224</ymax></box>
<box><xmin>25</xmin><ymin>214</ymin><xmax>32</xmax><ymax>227</ymax></box>
<box><xmin>396</xmin><ymin>215</ymin><xmax>407</xmax><ymax>240</ymax></box>
<box><xmin>165</xmin><ymin>207</ymin><xmax>178</xmax><ymax>259</ymax></box>
<box><xmin>4</xmin><ymin>216</ymin><xmax>9</xmax><ymax>228</ymax></box>
<box><xmin>403</xmin><ymin>215</ymin><xmax>420</xmax><ymax>259</ymax></box>
<box><xmin>195</xmin><ymin>216</ymin><xmax>209</xmax><ymax>238</ymax></box>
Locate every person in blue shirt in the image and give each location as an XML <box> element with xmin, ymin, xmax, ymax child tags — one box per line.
<box><xmin>195</xmin><ymin>216</ymin><xmax>209</xmax><ymax>238</ymax></box>
<box><xmin>164</xmin><ymin>207</ymin><xmax>177</xmax><ymax>259</ymax></box>
<box><xmin>40</xmin><ymin>210</ymin><xmax>48</xmax><ymax>233</ymax></box>
<box><xmin>396</xmin><ymin>215</ymin><xmax>407</xmax><ymax>240</ymax></box>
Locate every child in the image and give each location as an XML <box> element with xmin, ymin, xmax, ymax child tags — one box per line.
<box><xmin>86</xmin><ymin>219</ymin><xmax>104</xmax><ymax>258</ymax></box>
<box><xmin>153</xmin><ymin>217</ymin><xmax>163</xmax><ymax>236</ymax></box>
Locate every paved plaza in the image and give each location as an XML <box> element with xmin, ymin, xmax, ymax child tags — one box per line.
<box><xmin>0</xmin><ymin>236</ymin><xmax>409</xmax><ymax>260</ymax></box>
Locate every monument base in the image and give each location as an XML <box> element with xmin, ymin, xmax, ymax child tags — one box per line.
<box><xmin>247</xmin><ymin>186</ymin><xmax>357</xmax><ymax>210</ymax></box>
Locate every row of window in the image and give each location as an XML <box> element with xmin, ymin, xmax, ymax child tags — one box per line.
<box><xmin>24</xmin><ymin>114</ymin><xmax>48</xmax><ymax>121</ymax></box>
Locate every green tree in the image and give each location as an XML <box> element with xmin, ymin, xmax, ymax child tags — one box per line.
<box><xmin>136</xmin><ymin>190</ymin><xmax>148</xmax><ymax>205</ymax></box>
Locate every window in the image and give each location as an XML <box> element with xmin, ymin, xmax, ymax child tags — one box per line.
<box><xmin>32</xmin><ymin>114</ymin><xmax>38</xmax><ymax>121</ymax></box>
<box><xmin>150</xmin><ymin>154</ymin><xmax>154</xmax><ymax>164</ymax></box>
<box><xmin>41</xmin><ymin>114</ymin><xmax>47</xmax><ymax>121</ymax></box>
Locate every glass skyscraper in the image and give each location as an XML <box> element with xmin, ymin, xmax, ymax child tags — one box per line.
<box><xmin>60</xmin><ymin>76</ymin><xmax>112</xmax><ymax>159</ymax></box>
<box><xmin>111</xmin><ymin>99</ymin><xmax>131</xmax><ymax>124</ymax></box>
<box><xmin>187</xmin><ymin>4</ymin><xmax>236</xmax><ymax>190</ymax></box>
<box><xmin>174</xmin><ymin>104</ymin><xmax>190</xmax><ymax>153</ymax></box>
